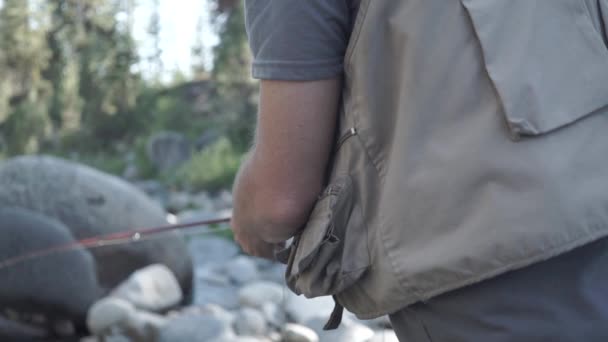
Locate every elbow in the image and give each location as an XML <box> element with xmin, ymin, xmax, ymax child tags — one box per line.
<box><xmin>257</xmin><ymin>195</ymin><xmax>316</xmax><ymax>243</ymax></box>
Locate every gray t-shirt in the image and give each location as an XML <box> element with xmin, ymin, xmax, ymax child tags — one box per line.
<box><xmin>245</xmin><ymin>0</ymin><xmax>360</xmax><ymax>81</ymax></box>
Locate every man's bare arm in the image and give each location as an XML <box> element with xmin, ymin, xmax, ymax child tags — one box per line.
<box><xmin>231</xmin><ymin>78</ymin><xmax>341</xmax><ymax>257</ymax></box>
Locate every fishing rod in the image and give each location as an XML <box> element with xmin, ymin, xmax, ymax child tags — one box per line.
<box><xmin>0</xmin><ymin>216</ymin><xmax>232</xmax><ymax>270</ymax></box>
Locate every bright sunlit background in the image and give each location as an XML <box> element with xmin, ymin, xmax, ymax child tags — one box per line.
<box><xmin>132</xmin><ymin>0</ymin><xmax>219</xmax><ymax>81</ymax></box>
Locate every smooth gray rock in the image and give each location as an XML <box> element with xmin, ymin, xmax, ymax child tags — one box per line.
<box><xmin>194</xmin><ymin>281</ymin><xmax>240</xmax><ymax>310</ymax></box>
<box><xmin>52</xmin><ymin>319</ymin><xmax>76</xmax><ymax>337</ymax></box>
<box><xmin>111</xmin><ymin>264</ymin><xmax>182</xmax><ymax>312</ymax></box>
<box><xmin>0</xmin><ymin>316</ymin><xmax>48</xmax><ymax>341</ymax></box>
<box><xmin>217</xmin><ymin>337</ymin><xmax>269</xmax><ymax>342</ymax></box>
<box><xmin>238</xmin><ymin>281</ymin><xmax>285</xmax><ymax>309</ymax></box>
<box><xmin>86</xmin><ymin>297</ymin><xmax>135</xmax><ymax>335</ymax></box>
<box><xmin>133</xmin><ymin>179</ymin><xmax>166</xmax><ymax>199</ymax></box>
<box><xmin>122</xmin><ymin>163</ymin><xmax>139</xmax><ymax>181</ymax></box>
<box><xmin>195</xmin><ymin>265</ymin><xmax>231</xmax><ymax>286</ymax></box>
<box><xmin>0</xmin><ymin>207</ymin><xmax>99</xmax><ymax>326</ymax></box>
<box><xmin>282</xmin><ymin>323</ymin><xmax>319</xmax><ymax>342</ymax></box>
<box><xmin>233</xmin><ymin>308</ymin><xmax>267</xmax><ymax>336</ymax></box>
<box><xmin>367</xmin><ymin>330</ymin><xmax>399</xmax><ymax>342</ymax></box>
<box><xmin>225</xmin><ymin>256</ymin><xmax>259</xmax><ymax>285</ymax></box>
<box><xmin>177</xmin><ymin>210</ymin><xmax>216</xmax><ymax>233</ymax></box>
<box><xmin>260</xmin><ymin>302</ymin><xmax>285</xmax><ymax>328</ymax></box>
<box><xmin>305</xmin><ymin>317</ymin><xmax>374</xmax><ymax>342</ymax></box>
<box><xmin>80</xmin><ymin>335</ymin><xmax>131</xmax><ymax>342</ymax></box>
<box><xmin>188</xmin><ymin>236</ymin><xmax>239</xmax><ymax>266</ymax></box>
<box><xmin>166</xmin><ymin>192</ymin><xmax>192</xmax><ymax>212</ymax></box>
<box><xmin>157</xmin><ymin>313</ymin><xmax>229</xmax><ymax>342</ymax></box>
<box><xmin>146</xmin><ymin>131</ymin><xmax>192</xmax><ymax>172</ymax></box>
<box><xmin>190</xmin><ymin>192</ymin><xmax>215</xmax><ymax>211</ymax></box>
<box><xmin>199</xmin><ymin>304</ymin><xmax>235</xmax><ymax>330</ymax></box>
<box><xmin>124</xmin><ymin>310</ymin><xmax>167</xmax><ymax>341</ymax></box>
<box><xmin>258</xmin><ymin>263</ymin><xmax>286</xmax><ymax>284</ymax></box>
<box><xmin>0</xmin><ymin>156</ymin><xmax>193</xmax><ymax>296</ymax></box>
<box><xmin>285</xmin><ymin>294</ymin><xmax>335</xmax><ymax>324</ymax></box>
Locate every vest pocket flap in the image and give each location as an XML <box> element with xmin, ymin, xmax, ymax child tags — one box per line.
<box><xmin>462</xmin><ymin>0</ymin><xmax>608</xmax><ymax>136</ymax></box>
<box><xmin>285</xmin><ymin>175</ymin><xmax>370</xmax><ymax>298</ymax></box>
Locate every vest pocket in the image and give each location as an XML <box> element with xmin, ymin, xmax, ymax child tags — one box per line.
<box><xmin>461</xmin><ymin>0</ymin><xmax>608</xmax><ymax>138</ymax></box>
<box><xmin>281</xmin><ymin>175</ymin><xmax>371</xmax><ymax>298</ymax></box>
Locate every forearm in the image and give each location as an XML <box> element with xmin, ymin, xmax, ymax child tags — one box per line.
<box><xmin>231</xmin><ymin>78</ymin><xmax>341</xmax><ymax>253</ymax></box>
<box><xmin>232</xmin><ymin>149</ymin><xmax>317</xmax><ymax>243</ymax></box>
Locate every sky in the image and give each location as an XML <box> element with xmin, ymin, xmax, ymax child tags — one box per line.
<box><xmin>132</xmin><ymin>0</ymin><xmax>219</xmax><ymax>81</ymax></box>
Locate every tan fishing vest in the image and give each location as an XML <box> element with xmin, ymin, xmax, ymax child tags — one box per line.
<box><xmin>280</xmin><ymin>0</ymin><xmax>608</xmax><ymax>325</ymax></box>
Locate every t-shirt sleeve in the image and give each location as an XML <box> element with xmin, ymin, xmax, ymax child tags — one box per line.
<box><xmin>244</xmin><ymin>0</ymin><xmax>354</xmax><ymax>81</ymax></box>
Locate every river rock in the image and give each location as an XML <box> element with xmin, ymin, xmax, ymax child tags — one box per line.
<box><xmin>238</xmin><ymin>281</ymin><xmax>285</xmax><ymax>309</ymax></box>
<box><xmin>86</xmin><ymin>297</ymin><xmax>135</xmax><ymax>335</ymax></box>
<box><xmin>282</xmin><ymin>323</ymin><xmax>319</xmax><ymax>342</ymax></box>
<box><xmin>368</xmin><ymin>330</ymin><xmax>399</xmax><ymax>342</ymax></box>
<box><xmin>225</xmin><ymin>256</ymin><xmax>259</xmax><ymax>285</ymax></box>
<box><xmin>156</xmin><ymin>313</ymin><xmax>230</xmax><ymax>342</ymax></box>
<box><xmin>146</xmin><ymin>131</ymin><xmax>192</xmax><ymax>172</ymax></box>
<box><xmin>0</xmin><ymin>316</ymin><xmax>48</xmax><ymax>341</ymax></box>
<box><xmin>261</xmin><ymin>302</ymin><xmax>286</xmax><ymax>328</ymax></box>
<box><xmin>0</xmin><ymin>207</ymin><xmax>99</xmax><ymax>328</ymax></box>
<box><xmin>194</xmin><ymin>281</ymin><xmax>240</xmax><ymax>310</ymax></box>
<box><xmin>306</xmin><ymin>317</ymin><xmax>374</xmax><ymax>342</ymax></box>
<box><xmin>166</xmin><ymin>191</ymin><xmax>192</xmax><ymax>212</ymax></box>
<box><xmin>188</xmin><ymin>236</ymin><xmax>239</xmax><ymax>266</ymax></box>
<box><xmin>234</xmin><ymin>308</ymin><xmax>267</xmax><ymax>336</ymax></box>
<box><xmin>190</xmin><ymin>192</ymin><xmax>215</xmax><ymax>211</ymax></box>
<box><xmin>0</xmin><ymin>156</ymin><xmax>193</xmax><ymax>297</ymax></box>
<box><xmin>124</xmin><ymin>310</ymin><xmax>167</xmax><ymax>341</ymax></box>
<box><xmin>285</xmin><ymin>294</ymin><xmax>335</xmax><ymax>324</ymax></box>
<box><xmin>258</xmin><ymin>263</ymin><xmax>286</xmax><ymax>284</ymax></box>
<box><xmin>110</xmin><ymin>264</ymin><xmax>182</xmax><ymax>312</ymax></box>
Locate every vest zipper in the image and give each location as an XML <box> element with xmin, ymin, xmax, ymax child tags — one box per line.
<box><xmin>336</xmin><ymin>127</ymin><xmax>358</xmax><ymax>150</ymax></box>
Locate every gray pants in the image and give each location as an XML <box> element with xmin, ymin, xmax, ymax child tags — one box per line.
<box><xmin>389</xmin><ymin>238</ymin><xmax>608</xmax><ymax>341</ymax></box>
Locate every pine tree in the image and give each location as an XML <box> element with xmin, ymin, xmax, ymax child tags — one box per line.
<box><xmin>0</xmin><ymin>0</ymin><xmax>52</xmax><ymax>154</ymax></box>
<box><xmin>147</xmin><ymin>0</ymin><xmax>162</xmax><ymax>82</ymax></box>
<box><xmin>191</xmin><ymin>14</ymin><xmax>209</xmax><ymax>79</ymax></box>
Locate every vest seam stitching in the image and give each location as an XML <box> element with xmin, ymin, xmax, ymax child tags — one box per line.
<box><xmin>344</xmin><ymin>0</ymin><xmax>372</xmax><ymax>72</ymax></box>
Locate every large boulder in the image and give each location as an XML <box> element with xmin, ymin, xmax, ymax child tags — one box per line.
<box><xmin>0</xmin><ymin>156</ymin><xmax>193</xmax><ymax>297</ymax></box>
<box><xmin>146</xmin><ymin>131</ymin><xmax>192</xmax><ymax>172</ymax></box>
<box><xmin>0</xmin><ymin>207</ymin><xmax>99</xmax><ymax>335</ymax></box>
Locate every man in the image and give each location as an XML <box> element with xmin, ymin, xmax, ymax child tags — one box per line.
<box><xmin>232</xmin><ymin>0</ymin><xmax>608</xmax><ymax>340</ymax></box>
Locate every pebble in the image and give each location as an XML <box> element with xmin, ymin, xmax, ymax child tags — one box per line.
<box><xmin>225</xmin><ymin>256</ymin><xmax>260</xmax><ymax>285</ymax></box>
<box><xmin>282</xmin><ymin>323</ymin><xmax>319</xmax><ymax>342</ymax></box>
<box><xmin>261</xmin><ymin>302</ymin><xmax>286</xmax><ymax>328</ymax></box>
<box><xmin>368</xmin><ymin>330</ymin><xmax>400</xmax><ymax>342</ymax></box>
<box><xmin>86</xmin><ymin>298</ymin><xmax>136</xmax><ymax>335</ymax></box>
<box><xmin>234</xmin><ymin>307</ymin><xmax>268</xmax><ymax>336</ymax></box>
<box><xmin>194</xmin><ymin>281</ymin><xmax>241</xmax><ymax>310</ymax></box>
<box><xmin>110</xmin><ymin>264</ymin><xmax>183</xmax><ymax>312</ymax></box>
<box><xmin>285</xmin><ymin>294</ymin><xmax>335</xmax><ymax>324</ymax></box>
<box><xmin>306</xmin><ymin>317</ymin><xmax>375</xmax><ymax>342</ymax></box>
<box><xmin>238</xmin><ymin>281</ymin><xmax>285</xmax><ymax>309</ymax></box>
<box><xmin>156</xmin><ymin>313</ymin><xmax>229</xmax><ymax>342</ymax></box>
<box><xmin>188</xmin><ymin>236</ymin><xmax>239</xmax><ymax>266</ymax></box>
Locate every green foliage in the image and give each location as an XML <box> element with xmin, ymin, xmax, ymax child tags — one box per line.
<box><xmin>133</xmin><ymin>135</ymin><xmax>158</xmax><ymax>179</ymax></box>
<box><xmin>212</xmin><ymin>1</ymin><xmax>250</xmax><ymax>83</ymax></box>
<box><xmin>2</xmin><ymin>98</ymin><xmax>49</xmax><ymax>154</ymax></box>
<box><xmin>175</xmin><ymin>137</ymin><xmax>243</xmax><ymax>192</ymax></box>
<box><xmin>0</xmin><ymin>0</ymin><xmax>256</xmax><ymax>194</ymax></box>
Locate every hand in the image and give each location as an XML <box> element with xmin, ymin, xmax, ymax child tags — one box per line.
<box><xmin>231</xmin><ymin>217</ymin><xmax>280</xmax><ymax>260</ymax></box>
